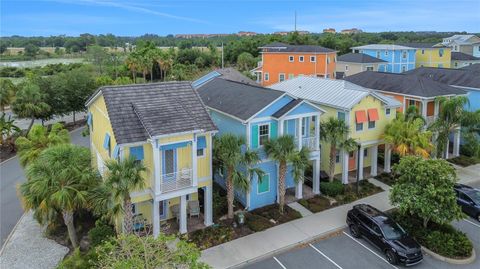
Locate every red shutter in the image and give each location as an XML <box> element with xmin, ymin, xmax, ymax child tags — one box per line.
<box><xmin>367</xmin><ymin>109</ymin><xmax>379</xmax><ymax>121</ymax></box>
<box><xmin>355</xmin><ymin>110</ymin><xmax>367</xmax><ymax>123</ymax></box>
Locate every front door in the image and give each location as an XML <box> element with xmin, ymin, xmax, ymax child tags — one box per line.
<box><xmin>159</xmin><ymin>200</ymin><xmax>167</xmax><ymax>220</ymax></box>
<box><xmin>348</xmin><ymin>151</ymin><xmax>356</xmax><ymax>171</ymax></box>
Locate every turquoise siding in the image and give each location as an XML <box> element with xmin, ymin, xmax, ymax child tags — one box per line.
<box><xmin>209</xmin><ymin>111</ymin><xmax>245</xmax><ymax>136</ymax></box>
<box><xmin>358</xmin><ymin>48</ymin><xmax>416</xmax><ymax>73</ymax></box>
<box><xmin>285</xmin><ymin>102</ymin><xmax>319</xmax><ymax>117</ymax></box>
<box><xmin>255</xmin><ymin>95</ymin><xmax>294</xmax><ymax>118</ymax></box>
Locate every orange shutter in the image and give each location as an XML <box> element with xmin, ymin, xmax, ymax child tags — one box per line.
<box><xmin>367</xmin><ymin>108</ymin><xmax>379</xmax><ymax>121</ymax></box>
<box><xmin>355</xmin><ymin>110</ymin><xmax>367</xmax><ymax>123</ymax></box>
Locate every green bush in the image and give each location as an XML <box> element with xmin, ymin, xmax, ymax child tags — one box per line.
<box><xmin>246</xmin><ymin>214</ymin><xmax>273</xmax><ymax>232</ymax></box>
<box><xmin>88</xmin><ymin>220</ymin><xmax>115</xmax><ymax>247</ymax></box>
<box><xmin>57</xmin><ymin>248</ymin><xmax>96</xmax><ymax>269</ymax></box>
<box><xmin>425</xmin><ymin>230</ymin><xmax>473</xmax><ymax>258</ymax></box>
<box><xmin>320</xmin><ymin>180</ymin><xmax>344</xmax><ymax>197</ymax></box>
<box><xmin>447</xmin><ymin>155</ymin><xmax>480</xmax><ymax>167</ymax></box>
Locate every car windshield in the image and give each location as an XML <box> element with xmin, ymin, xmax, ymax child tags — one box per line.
<box><xmin>468</xmin><ymin>191</ymin><xmax>480</xmax><ymax>204</ymax></box>
<box><xmin>380</xmin><ymin>221</ymin><xmax>406</xmax><ymax>240</ymax></box>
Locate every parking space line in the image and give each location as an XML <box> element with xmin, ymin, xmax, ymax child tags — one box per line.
<box><xmin>273</xmin><ymin>257</ymin><xmax>287</xmax><ymax>269</ymax></box>
<box><xmin>464</xmin><ymin>219</ymin><xmax>480</xmax><ymax>228</ymax></box>
<box><xmin>309</xmin><ymin>243</ymin><xmax>343</xmax><ymax>269</ymax></box>
<box><xmin>342</xmin><ymin>232</ymin><xmax>398</xmax><ymax>269</ymax></box>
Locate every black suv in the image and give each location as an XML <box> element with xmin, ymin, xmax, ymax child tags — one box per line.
<box><xmin>347</xmin><ymin>204</ymin><xmax>423</xmax><ymax>266</ymax></box>
<box><xmin>454</xmin><ymin>184</ymin><xmax>480</xmax><ymax>222</ymax></box>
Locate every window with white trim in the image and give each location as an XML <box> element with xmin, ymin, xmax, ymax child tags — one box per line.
<box><xmin>364</xmin><ymin>148</ymin><xmax>368</xmax><ymax>157</ymax></box>
<box><xmin>368</xmin><ymin>120</ymin><xmax>375</xmax><ymax>129</ymax></box>
<box><xmin>345</xmin><ymin>65</ymin><xmax>349</xmax><ymax>71</ymax></box>
<box><xmin>259</xmin><ymin>124</ymin><xmax>269</xmax><ymax>146</ymax></box>
<box><xmin>197</xmin><ymin>148</ymin><xmax>205</xmax><ymax>157</ymax></box>
<box><xmin>299</xmin><ymin>56</ymin><xmax>304</xmax><ymax>62</ymax></box>
<box><xmin>327</xmin><ymin>57</ymin><xmax>331</xmax><ymax>64</ymax></box>
<box><xmin>385</xmin><ymin>108</ymin><xmax>391</xmax><ymax>116</ymax></box>
<box><xmin>385</xmin><ymin>50</ymin><xmax>388</xmax><ymax>56</ymax></box>
<box><xmin>279</xmin><ymin>73</ymin><xmax>285</xmax><ymax>82</ymax></box>
<box><xmin>335</xmin><ymin>152</ymin><xmax>340</xmax><ymax>163</ymax></box>
<box><xmin>310</xmin><ymin>56</ymin><xmax>316</xmax><ymax>62</ymax></box>
<box><xmin>289</xmin><ymin>56</ymin><xmax>294</xmax><ymax>62</ymax></box>
<box><xmin>376</xmin><ymin>51</ymin><xmax>381</xmax><ymax>58</ymax></box>
<box><xmin>258</xmin><ymin>174</ymin><xmax>270</xmax><ymax>194</ymax></box>
<box><xmin>264</xmin><ymin>72</ymin><xmax>269</xmax><ymax>81</ymax></box>
<box><xmin>421</xmin><ymin>49</ymin><xmax>425</xmax><ymax>54</ymax></box>
<box><xmin>356</xmin><ymin>122</ymin><xmax>363</xmax><ymax>131</ymax></box>
<box><xmin>366</xmin><ymin>66</ymin><xmax>374</xmax><ymax>71</ymax></box>
<box><xmin>402</xmin><ymin>65</ymin><xmax>407</xmax><ymax>72</ymax></box>
<box><xmin>402</xmin><ymin>51</ymin><xmax>407</xmax><ymax>59</ymax></box>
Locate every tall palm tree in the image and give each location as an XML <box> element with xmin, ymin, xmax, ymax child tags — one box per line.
<box><xmin>405</xmin><ymin>105</ymin><xmax>426</xmax><ymax>125</ymax></box>
<box><xmin>99</xmin><ymin>157</ymin><xmax>147</xmax><ymax>234</ymax></box>
<box><xmin>125</xmin><ymin>53</ymin><xmax>140</xmax><ymax>83</ymax></box>
<box><xmin>430</xmin><ymin>96</ymin><xmax>470</xmax><ymax>158</ymax></box>
<box><xmin>20</xmin><ymin>144</ymin><xmax>99</xmax><ymax>248</ymax></box>
<box><xmin>15</xmin><ymin>123</ymin><xmax>70</xmax><ymax>167</ymax></box>
<box><xmin>0</xmin><ymin>78</ymin><xmax>17</xmax><ymax>113</ymax></box>
<box><xmin>11</xmin><ymin>82</ymin><xmax>50</xmax><ymax>135</ymax></box>
<box><xmin>264</xmin><ymin>135</ymin><xmax>310</xmax><ymax>214</ymax></box>
<box><xmin>320</xmin><ymin>117</ymin><xmax>358</xmax><ymax>181</ymax></box>
<box><xmin>384</xmin><ymin>113</ymin><xmax>433</xmax><ymax>158</ymax></box>
<box><xmin>214</xmin><ymin>134</ymin><xmax>264</xmax><ymax>219</ymax></box>
<box><xmin>0</xmin><ymin>113</ymin><xmax>20</xmax><ymax>148</ymax></box>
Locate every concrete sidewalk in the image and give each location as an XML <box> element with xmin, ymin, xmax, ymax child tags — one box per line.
<box><xmin>200</xmin><ymin>179</ymin><xmax>393</xmax><ymax>269</ymax></box>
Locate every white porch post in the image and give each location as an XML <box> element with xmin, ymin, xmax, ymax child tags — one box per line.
<box><xmin>279</xmin><ymin>119</ymin><xmax>284</xmax><ymax>136</ymax></box>
<box><xmin>358</xmin><ymin>147</ymin><xmax>364</xmax><ymax>180</ymax></box>
<box><xmin>313</xmin><ymin>159</ymin><xmax>320</xmax><ymax>194</ymax></box>
<box><xmin>297</xmin><ymin>117</ymin><xmax>303</xmax><ymax>150</ymax></box>
<box><xmin>434</xmin><ymin>100</ymin><xmax>440</xmax><ymax>120</ymax></box>
<box><xmin>152</xmin><ymin>141</ymin><xmax>161</xmax><ymax>194</ymax></box>
<box><xmin>341</xmin><ymin>150</ymin><xmax>349</xmax><ymax>184</ymax></box>
<box><xmin>315</xmin><ymin>115</ymin><xmax>320</xmax><ymax>151</ymax></box>
<box><xmin>384</xmin><ymin>146</ymin><xmax>392</xmax><ymax>173</ymax></box>
<box><xmin>370</xmin><ymin>145</ymin><xmax>378</xmax><ymax>177</ymax></box>
<box><xmin>192</xmin><ymin>135</ymin><xmax>198</xmax><ymax>186</ymax></box>
<box><xmin>453</xmin><ymin>128</ymin><xmax>461</xmax><ymax>157</ymax></box>
<box><xmin>179</xmin><ymin>195</ymin><xmax>187</xmax><ymax>234</ymax></box>
<box><xmin>204</xmin><ymin>185</ymin><xmax>213</xmax><ymax>226</ymax></box>
<box><xmin>421</xmin><ymin>100</ymin><xmax>428</xmax><ymax>118</ymax></box>
<box><xmin>295</xmin><ymin>180</ymin><xmax>303</xmax><ymax>199</ymax></box>
<box><xmin>445</xmin><ymin>139</ymin><xmax>450</xmax><ymax>159</ymax></box>
<box><xmin>152</xmin><ymin>199</ymin><xmax>160</xmax><ymax>238</ymax></box>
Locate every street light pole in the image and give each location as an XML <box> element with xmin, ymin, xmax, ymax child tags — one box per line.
<box><xmin>356</xmin><ymin>144</ymin><xmax>361</xmax><ymax>195</ymax></box>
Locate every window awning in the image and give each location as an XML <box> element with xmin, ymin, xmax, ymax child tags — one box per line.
<box><xmin>197</xmin><ymin>136</ymin><xmax>207</xmax><ymax>149</ymax></box>
<box><xmin>130</xmin><ymin>146</ymin><xmax>144</xmax><ymax>160</ymax></box>
<box><xmin>355</xmin><ymin>110</ymin><xmax>367</xmax><ymax>123</ymax></box>
<box><xmin>367</xmin><ymin>108</ymin><xmax>379</xmax><ymax>121</ymax></box>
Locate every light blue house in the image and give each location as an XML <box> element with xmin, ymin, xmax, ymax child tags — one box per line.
<box><xmin>195</xmin><ymin>76</ymin><xmax>324</xmax><ymax>210</ymax></box>
<box><xmin>352</xmin><ymin>44</ymin><xmax>416</xmax><ymax>73</ymax></box>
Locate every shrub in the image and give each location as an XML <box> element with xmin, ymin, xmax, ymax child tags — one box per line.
<box><xmin>299</xmin><ymin>195</ymin><xmax>332</xmax><ymax>213</ymax></box>
<box><xmin>447</xmin><ymin>155</ymin><xmax>480</xmax><ymax>167</ymax></box>
<box><xmin>320</xmin><ymin>180</ymin><xmax>344</xmax><ymax>197</ymax></box>
<box><xmin>88</xmin><ymin>220</ymin><xmax>115</xmax><ymax>247</ymax></box>
<box><xmin>188</xmin><ymin>224</ymin><xmax>235</xmax><ymax>250</ymax></box>
<box><xmin>246</xmin><ymin>214</ymin><xmax>272</xmax><ymax>232</ymax></box>
<box><xmin>425</xmin><ymin>230</ymin><xmax>473</xmax><ymax>258</ymax></box>
<box><xmin>374</xmin><ymin>172</ymin><xmax>396</xmax><ymax>186</ymax></box>
<box><xmin>57</xmin><ymin>248</ymin><xmax>96</xmax><ymax>269</ymax></box>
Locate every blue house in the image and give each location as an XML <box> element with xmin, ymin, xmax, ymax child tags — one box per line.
<box><xmin>351</xmin><ymin>44</ymin><xmax>416</xmax><ymax>73</ymax></box>
<box><xmin>196</xmin><ymin>77</ymin><xmax>324</xmax><ymax>210</ymax></box>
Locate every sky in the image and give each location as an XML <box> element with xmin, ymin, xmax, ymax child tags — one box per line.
<box><xmin>1</xmin><ymin>0</ymin><xmax>479</xmax><ymax>37</ymax></box>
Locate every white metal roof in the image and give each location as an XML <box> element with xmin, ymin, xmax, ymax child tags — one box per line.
<box><xmin>269</xmin><ymin>76</ymin><xmax>401</xmax><ymax>110</ymax></box>
<box><xmin>351</xmin><ymin>44</ymin><xmax>415</xmax><ymax>50</ymax></box>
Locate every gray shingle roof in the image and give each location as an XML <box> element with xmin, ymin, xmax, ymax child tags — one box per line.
<box><xmin>197</xmin><ymin>78</ymin><xmax>285</xmax><ymax>121</ymax></box>
<box><xmin>451</xmin><ymin>52</ymin><xmax>480</xmax><ymax>61</ymax></box>
<box><xmin>272</xmin><ymin>99</ymin><xmax>303</xmax><ymax>118</ymax></box>
<box><xmin>260</xmin><ymin>42</ymin><xmax>335</xmax><ymax>53</ymax></box>
<box><xmin>337</xmin><ymin>53</ymin><xmax>386</xmax><ymax>63</ymax></box>
<box><xmin>460</xmin><ymin>63</ymin><xmax>480</xmax><ymax>72</ymax></box>
<box><xmin>88</xmin><ymin>82</ymin><xmax>217</xmax><ymax>144</ymax></box>
<box><xmin>344</xmin><ymin>71</ymin><xmax>466</xmax><ymax>98</ymax></box>
<box><xmin>192</xmin><ymin>68</ymin><xmax>258</xmax><ymax>89</ymax></box>
<box><xmin>405</xmin><ymin>67</ymin><xmax>480</xmax><ymax>89</ymax></box>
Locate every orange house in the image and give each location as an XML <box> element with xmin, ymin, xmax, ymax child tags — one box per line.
<box><xmin>252</xmin><ymin>42</ymin><xmax>337</xmax><ymax>86</ymax></box>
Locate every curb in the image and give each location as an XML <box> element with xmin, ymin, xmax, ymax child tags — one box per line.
<box><xmin>227</xmin><ymin>226</ymin><xmax>347</xmax><ymax>269</ymax></box>
<box><xmin>0</xmin><ymin>211</ymin><xmax>27</xmax><ymax>256</ymax></box>
<box><xmin>421</xmin><ymin>246</ymin><xmax>476</xmax><ymax>265</ymax></box>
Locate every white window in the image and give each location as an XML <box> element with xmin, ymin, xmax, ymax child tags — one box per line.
<box><xmin>385</xmin><ymin>108</ymin><xmax>391</xmax><ymax>116</ymax></box>
<box><xmin>301</xmin><ymin>117</ymin><xmax>307</xmax><ymax>136</ymax></box>
<box><xmin>368</xmin><ymin>120</ymin><xmax>376</xmax><ymax>129</ymax></box>
<box><xmin>310</xmin><ymin>56</ymin><xmax>316</xmax><ymax>62</ymax></box>
<box><xmin>455</xmin><ymin>62</ymin><xmax>458</xmax><ymax>67</ymax></box>
<box><xmin>289</xmin><ymin>56</ymin><xmax>294</xmax><ymax>62</ymax></box>
<box><xmin>385</xmin><ymin>50</ymin><xmax>388</xmax><ymax>56</ymax></box>
<box><xmin>327</xmin><ymin>57</ymin><xmax>331</xmax><ymax>64</ymax></box>
<box><xmin>197</xmin><ymin>148</ymin><xmax>205</xmax><ymax>157</ymax></box>
<box><xmin>421</xmin><ymin>49</ymin><xmax>425</xmax><ymax>54</ymax></box>
<box><xmin>345</xmin><ymin>65</ymin><xmax>349</xmax><ymax>71</ymax></box>
<box><xmin>259</xmin><ymin>124</ymin><xmax>269</xmax><ymax>146</ymax></box>
<box><xmin>279</xmin><ymin>73</ymin><xmax>285</xmax><ymax>82</ymax></box>
<box><xmin>366</xmin><ymin>66</ymin><xmax>374</xmax><ymax>71</ymax></box>
<box><xmin>264</xmin><ymin>72</ymin><xmax>269</xmax><ymax>81</ymax></box>
<box><xmin>335</xmin><ymin>152</ymin><xmax>340</xmax><ymax>163</ymax></box>
<box><xmin>376</xmin><ymin>51</ymin><xmax>381</xmax><ymax>58</ymax></box>
<box><xmin>402</xmin><ymin>65</ymin><xmax>407</xmax><ymax>72</ymax></box>
<box><xmin>356</xmin><ymin>122</ymin><xmax>363</xmax><ymax>131</ymax></box>
<box><xmin>299</xmin><ymin>56</ymin><xmax>304</xmax><ymax>62</ymax></box>
<box><xmin>402</xmin><ymin>51</ymin><xmax>407</xmax><ymax>59</ymax></box>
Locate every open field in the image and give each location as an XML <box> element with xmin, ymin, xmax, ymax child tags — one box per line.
<box><xmin>0</xmin><ymin>58</ymin><xmax>84</xmax><ymax>68</ymax></box>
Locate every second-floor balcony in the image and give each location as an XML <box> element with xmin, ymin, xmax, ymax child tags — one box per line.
<box><xmin>160</xmin><ymin>168</ymin><xmax>193</xmax><ymax>193</ymax></box>
<box><xmin>295</xmin><ymin>136</ymin><xmax>319</xmax><ymax>151</ymax></box>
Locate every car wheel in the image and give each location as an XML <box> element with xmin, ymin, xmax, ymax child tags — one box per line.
<box><xmin>477</xmin><ymin>214</ymin><xmax>480</xmax><ymax>222</ymax></box>
<box><xmin>349</xmin><ymin>224</ymin><xmax>360</xmax><ymax>238</ymax></box>
<box><xmin>386</xmin><ymin>250</ymin><xmax>398</xmax><ymax>265</ymax></box>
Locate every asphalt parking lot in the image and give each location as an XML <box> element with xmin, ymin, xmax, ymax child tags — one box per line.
<box><xmin>243</xmin><ymin>218</ymin><xmax>480</xmax><ymax>269</ymax></box>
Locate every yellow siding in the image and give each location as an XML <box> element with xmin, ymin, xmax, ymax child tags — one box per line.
<box><xmin>124</xmin><ymin>144</ymin><xmax>154</xmax><ymax>190</ymax></box>
<box><xmin>159</xmin><ymin>134</ymin><xmax>193</xmax><ymax>144</ymax></box>
<box><xmin>320</xmin><ymin>106</ymin><xmax>344</xmax><ymax>174</ymax></box>
<box><xmin>197</xmin><ymin>134</ymin><xmax>211</xmax><ymax>179</ymax></box>
<box><xmin>415</xmin><ymin>48</ymin><xmax>451</xmax><ymax>68</ymax></box>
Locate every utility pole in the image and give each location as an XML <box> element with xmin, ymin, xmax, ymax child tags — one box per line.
<box><xmin>221</xmin><ymin>42</ymin><xmax>224</xmax><ymax>69</ymax></box>
<box><xmin>294</xmin><ymin>11</ymin><xmax>297</xmax><ymax>32</ymax></box>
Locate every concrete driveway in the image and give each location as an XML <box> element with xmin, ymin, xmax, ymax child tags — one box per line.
<box><xmin>0</xmin><ymin>127</ymin><xmax>89</xmax><ymax>247</ymax></box>
<box><xmin>243</xmin><ymin>217</ymin><xmax>480</xmax><ymax>269</ymax></box>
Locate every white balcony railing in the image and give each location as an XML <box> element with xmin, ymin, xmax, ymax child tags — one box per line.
<box><xmin>160</xmin><ymin>168</ymin><xmax>193</xmax><ymax>193</ymax></box>
<box><xmin>295</xmin><ymin>136</ymin><xmax>319</xmax><ymax>151</ymax></box>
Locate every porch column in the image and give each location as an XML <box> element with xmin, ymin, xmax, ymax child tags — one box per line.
<box><xmin>358</xmin><ymin>147</ymin><xmax>364</xmax><ymax>180</ymax></box>
<box><xmin>295</xmin><ymin>180</ymin><xmax>303</xmax><ymax>199</ymax></box>
<box><xmin>179</xmin><ymin>195</ymin><xmax>187</xmax><ymax>234</ymax></box>
<box><xmin>152</xmin><ymin>199</ymin><xmax>160</xmax><ymax>238</ymax></box>
<box><xmin>279</xmin><ymin>119</ymin><xmax>284</xmax><ymax>136</ymax></box>
<box><xmin>445</xmin><ymin>139</ymin><xmax>450</xmax><ymax>159</ymax></box>
<box><xmin>204</xmin><ymin>185</ymin><xmax>213</xmax><ymax>226</ymax></box>
<box><xmin>297</xmin><ymin>117</ymin><xmax>303</xmax><ymax>150</ymax></box>
<box><xmin>384</xmin><ymin>146</ymin><xmax>392</xmax><ymax>173</ymax></box>
<box><xmin>434</xmin><ymin>99</ymin><xmax>440</xmax><ymax>120</ymax></box>
<box><xmin>313</xmin><ymin>159</ymin><xmax>320</xmax><ymax>194</ymax></box>
<box><xmin>341</xmin><ymin>150</ymin><xmax>349</xmax><ymax>184</ymax></box>
<box><xmin>315</xmin><ymin>115</ymin><xmax>320</xmax><ymax>151</ymax></box>
<box><xmin>370</xmin><ymin>145</ymin><xmax>378</xmax><ymax>177</ymax></box>
<box><xmin>421</xmin><ymin>100</ymin><xmax>428</xmax><ymax>119</ymax></box>
<box><xmin>192</xmin><ymin>135</ymin><xmax>198</xmax><ymax>186</ymax></box>
<box><xmin>453</xmin><ymin>128</ymin><xmax>461</xmax><ymax>157</ymax></box>
<box><xmin>152</xmin><ymin>141</ymin><xmax>161</xmax><ymax>194</ymax></box>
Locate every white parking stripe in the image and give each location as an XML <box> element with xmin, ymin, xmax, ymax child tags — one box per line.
<box><xmin>342</xmin><ymin>231</ymin><xmax>399</xmax><ymax>269</ymax></box>
<box><xmin>273</xmin><ymin>257</ymin><xmax>287</xmax><ymax>269</ymax></box>
<box><xmin>464</xmin><ymin>219</ymin><xmax>480</xmax><ymax>228</ymax></box>
<box><xmin>309</xmin><ymin>243</ymin><xmax>343</xmax><ymax>269</ymax></box>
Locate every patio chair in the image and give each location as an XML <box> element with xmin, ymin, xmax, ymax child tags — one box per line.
<box><xmin>133</xmin><ymin>213</ymin><xmax>146</xmax><ymax>231</ymax></box>
<box><xmin>188</xmin><ymin>200</ymin><xmax>200</xmax><ymax>218</ymax></box>
<box><xmin>170</xmin><ymin>204</ymin><xmax>180</xmax><ymax>223</ymax></box>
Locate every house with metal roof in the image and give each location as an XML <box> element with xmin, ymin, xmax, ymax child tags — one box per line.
<box><xmin>351</xmin><ymin>44</ymin><xmax>416</xmax><ymax>73</ymax></box>
<box><xmin>192</xmin><ymin>67</ymin><xmax>258</xmax><ymax>89</ymax></box>
<box><xmin>252</xmin><ymin>42</ymin><xmax>337</xmax><ymax>86</ymax></box>
<box><xmin>398</xmin><ymin>43</ymin><xmax>451</xmax><ymax>68</ymax></box>
<box><xmin>270</xmin><ymin>76</ymin><xmax>401</xmax><ymax>184</ymax></box>
<box><xmin>441</xmin><ymin>35</ymin><xmax>480</xmax><ymax>57</ymax></box>
<box><xmin>85</xmin><ymin>82</ymin><xmax>217</xmax><ymax>237</ymax></box>
<box><xmin>451</xmin><ymin>52</ymin><xmax>480</xmax><ymax>69</ymax></box>
<box><xmin>336</xmin><ymin>52</ymin><xmax>387</xmax><ymax>78</ymax></box>
<box><xmin>197</xmin><ymin>78</ymin><xmax>325</xmax><ymax>209</ymax></box>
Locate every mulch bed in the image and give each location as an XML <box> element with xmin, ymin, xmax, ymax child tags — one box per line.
<box><xmin>373</xmin><ymin>172</ymin><xmax>396</xmax><ymax>186</ymax></box>
<box><xmin>447</xmin><ymin>155</ymin><xmax>480</xmax><ymax>167</ymax></box>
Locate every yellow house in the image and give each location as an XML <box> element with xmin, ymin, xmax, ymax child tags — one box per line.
<box><xmin>404</xmin><ymin>43</ymin><xmax>451</xmax><ymax>68</ymax></box>
<box><xmin>270</xmin><ymin>77</ymin><xmax>401</xmax><ymax>183</ymax></box>
<box><xmin>85</xmin><ymin>82</ymin><xmax>217</xmax><ymax>236</ymax></box>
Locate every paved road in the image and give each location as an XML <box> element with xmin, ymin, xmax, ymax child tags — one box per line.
<box><xmin>2</xmin><ymin>110</ymin><xmax>86</xmax><ymax>131</ymax></box>
<box><xmin>244</xmin><ymin>217</ymin><xmax>480</xmax><ymax>269</ymax></box>
<box><xmin>0</xmin><ymin>128</ymin><xmax>89</xmax><ymax>247</ymax></box>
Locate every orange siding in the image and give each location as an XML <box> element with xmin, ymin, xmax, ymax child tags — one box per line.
<box><xmin>260</xmin><ymin>52</ymin><xmax>337</xmax><ymax>86</ymax></box>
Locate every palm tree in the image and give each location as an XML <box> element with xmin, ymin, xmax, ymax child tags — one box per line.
<box><xmin>20</xmin><ymin>144</ymin><xmax>99</xmax><ymax>248</ymax></box>
<box><xmin>405</xmin><ymin>105</ymin><xmax>426</xmax><ymax>125</ymax></box>
<box><xmin>0</xmin><ymin>78</ymin><xmax>17</xmax><ymax>113</ymax></box>
<box><xmin>264</xmin><ymin>135</ymin><xmax>310</xmax><ymax>214</ymax></box>
<box><xmin>0</xmin><ymin>113</ymin><xmax>20</xmax><ymax>148</ymax></box>
<box><xmin>15</xmin><ymin>123</ymin><xmax>70</xmax><ymax>167</ymax></box>
<box><xmin>99</xmin><ymin>157</ymin><xmax>147</xmax><ymax>234</ymax></box>
<box><xmin>11</xmin><ymin>82</ymin><xmax>50</xmax><ymax>135</ymax></box>
<box><xmin>384</xmin><ymin>113</ymin><xmax>433</xmax><ymax>158</ymax></box>
<box><xmin>214</xmin><ymin>134</ymin><xmax>264</xmax><ymax>219</ymax></box>
<box><xmin>125</xmin><ymin>53</ymin><xmax>141</xmax><ymax>83</ymax></box>
<box><xmin>320</xmin><ymin>117</ymin><xmax>358</xmax><ymax>181</ymax></box>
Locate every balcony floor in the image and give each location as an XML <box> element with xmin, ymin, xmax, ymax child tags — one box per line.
<box><xmin>161</xmin><ymin>214</ymin><xmax>206</xmax><ymax>235</ymax></box>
